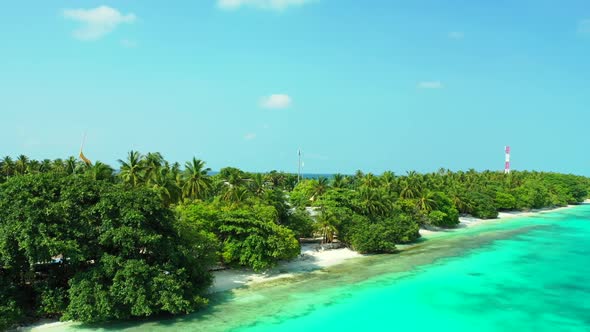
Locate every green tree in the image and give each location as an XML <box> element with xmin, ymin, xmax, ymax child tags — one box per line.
<box><xmin>355</xmin><ymin>186</ymin><xmax>391</xmax><ymax>217</ymax></box>
<box><xmin>312</xmin><ymin>177</ymin><xmax>330</xmax><ymax>201</ymax></box>
<box><xmin>182</xmin><ymin>158</ymin><xmax>212</xmax><ymax>200</ymax></box>
<box><xmin>290</xmin><ymin>179</ymin><xmax>317</xmax><ymax>207</ymax></box>
<box><xmin>148</xmin><ymin>166</ymin><xmax>181</xmax><ymax>206</ymax></box>
<box><xmin>283</xmin><ymin>208</ymin><xmax>315</xmax><ymax>239</ymax></box>
<box><xmin>494</xmin><ymin>191</ymin><xmax>516</xmax><ymax>210</ymax></box>
<box><xmin>144</xmin><ymin>152</ymin><xmax>164</xmax><ymax>175</ymax></box>
<box><xmin>14</xmin><ymin>154</ymin><xmax>29</xmax><ymax>175</ymax></box>
<box><xmin>347</xmin><ymin>220</ymin><xmax>397</xmax><ymax>254</ymax></box>
<box><xmin>64</xmin><ymin>156</ymin><xmax>79</xmax><ymax>175</ymax></box>
<box><xmin>361</xmin><ymin>173</ymin><xmax>379</xmax><ymax>188</ymax></box>
<box><xmin>426</xmin><ymin>191</ymin><xmax>459</xmax><ymax>227</ymax></box>
<box><xmin>416</xmin><ymin>190</ymin><xmax>438</xmax><ymax>215</ymax></box>
<box><xmin>85</xmin><ymin>161</ymin><xmax>115</xmax><ymax>182</ymax></box>
<box><xmin>315</xmin><ymin>209</ymin><xmax>339</xmax><ymax>243</ymax></box>
<box><xmin>465</xmin><ymin>192</ymin><xmax>498</xmax><ymax>219</ymax></box>
<box><xmin>51</xmin><ymin>158</ymin><xmax>66</xmax><ymax>174</ymax></box>
<box><xmin>0</xmin><ymin>174</ymin><xmax>216</xmax><ymax>325</ymax></box>
<box><xmin>118</xmin><ymin>150</ymin><xmax>145</xmax><ymax>186</ymax></box>
<box><xmin>331</xmin><ymin>173</ymin><xmax>346</xmax><ymax>188</ymax></box>
<box><xmin>39</xmin><ymin>159</ymin><xmax>53</xmax><ymax>173</ymax></box>
<box><xmin>217</xmin><ymin>209</ymin><xmax>300</xmax><ymax>271</ymax></box>
<box><xmin>381</xmin><ymin>171</ymin><xmax>397</xmax><ymax>194</ymax></box>
<box><xmin>249</xmin><ymin>173</ymin><xmax>267</xmax><ymax>196</ymax></box>
<box><xmin>1</xmin><ymin>156</ymin><xmax>14</xmax><ymax>179</ymax></box>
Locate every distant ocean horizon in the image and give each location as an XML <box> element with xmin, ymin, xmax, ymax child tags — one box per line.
<box><xmin>208</xmin><ymin>171</ymin><xmax>337</xmax><ymax>179</ymax></box>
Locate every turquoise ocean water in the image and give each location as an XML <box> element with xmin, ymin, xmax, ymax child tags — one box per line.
<box><xmin>36</xmin><ymin>205</ymin><xmax>590</xmax><ymax>332</ymax></box>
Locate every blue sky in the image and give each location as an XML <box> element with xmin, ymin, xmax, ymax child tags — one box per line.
<box><xmin>1</xmin><ymin>0</ymin><xmax>589</xmax><ymax>175</ymax></box>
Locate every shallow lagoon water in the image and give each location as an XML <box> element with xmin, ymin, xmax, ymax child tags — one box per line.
<box><xmin>38</xmin><ymin>205</ymin><xmax>590</xmax><ymax>332</ymax></box>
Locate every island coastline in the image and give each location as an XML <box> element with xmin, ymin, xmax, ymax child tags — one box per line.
<box><xmin>22</xmin><ymin>202</ymin><xmax>586</xmax><ymax>332</ymax></box>
<box><xmin>210</xmin><ymin>202</ymin><xmax>585</xmax><ymax>294</ymax></box>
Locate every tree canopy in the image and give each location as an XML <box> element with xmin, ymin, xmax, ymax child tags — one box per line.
<box><xmin>0</xmin><ymin>173</ymin><xmax>215</xmax><ymax>328</ymax></box>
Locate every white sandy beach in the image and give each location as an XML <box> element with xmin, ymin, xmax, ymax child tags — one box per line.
<box><xmin>214</xmin><ymin>203</ymin><xmax>586</xmax><ymax>294</ymax></box>
<box><xmin>211</xmin><ymin>243</ymin><xmax>362</xmax><ymax>293</ymax></box>
<box><xmin>419</xmin><ymin>204</ymin><xmax>582</xmax><ymax>236</ymax></box>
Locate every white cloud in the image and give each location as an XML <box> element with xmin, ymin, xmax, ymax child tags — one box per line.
<box><xmin>217</xmin><ymin>0</ymin><xmax>314</xmax><ymax>11</ymax></box>
<box><xmin>260</xmin><ymin>94</ymin><xmax>292</xmax><ymax>109</ymax></box>
<box><xmin>418</xmin><ymin>81</ymin><xmax>443</xmax><ymax>89</ymax></box>
<box><xmin>579</xmin><ymin>19</ymin><xmax>590</xmax><ymax>34</ymax></box>
<box><xmin>63</xmin><ymin>6</ymin><xmax>136</xmax><ymax>41</ymax></box>
<box><xmin>448</xmin><ymin>31</ymin><xmax>464</xmax><ymax>39</ymax></box>
<box><xmin>244</xmin><ymin>133</ymin><xmax>257</xmax><ymax>140</ymax></box>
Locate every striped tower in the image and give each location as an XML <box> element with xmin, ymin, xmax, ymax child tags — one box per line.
<box><xmin>504</xmin><ymin>146</ymin><xmax>511</xmax><ymax>174</ymax></box>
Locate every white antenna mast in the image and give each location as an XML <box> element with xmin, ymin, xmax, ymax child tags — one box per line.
<box><xmin>297</xmin><ymin>149</ymin><xmax>302</xmax><ymax>183</ymax></box>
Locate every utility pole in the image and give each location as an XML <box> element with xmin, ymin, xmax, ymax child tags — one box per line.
<box><xmin>297</xmin><ymin>149</ymin><xmax>301</xmax><ymax>183</ymax></box>
<box><xmin>504</xmin><ymin>146</ymin><xmax>511</xmax><ymax>174</ymax></box>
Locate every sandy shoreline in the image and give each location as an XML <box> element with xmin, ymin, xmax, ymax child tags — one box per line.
<box><xmin>213</xmin><ymin>203</ymin><xmax>586</xmax><ymax>294</ymax></box>
<box><xmin>419</xmin><ymin>203</ymin><xmax>583</xmax><ymax>236</ymax></box>
<box><xmin>211</xmin><ymin>243</ymin><xmax>362</xmax><ymax>293</ymax></box>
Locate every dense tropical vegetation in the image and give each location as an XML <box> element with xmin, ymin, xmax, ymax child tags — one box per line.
<box><xmin>0</xmin><ymin>152</ymin><xmax>588</xmax><ymax>329</ymax></box>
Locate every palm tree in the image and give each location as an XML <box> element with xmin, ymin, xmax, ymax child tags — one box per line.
<box><xmin>118</xmin><ymin>151</ymin><xmax>146</xmax><ymax>186</ymax></box>
<box><xmin>52</xmin><ymin>158</ymin><xmax>65</xmax><ymax>174</ymax></box>
<box><xmin>170</xmin><ymin>162</ymin><xmax>182</xmax><ymax>186</ymax></box>
<box><xmin>182</xmin><ymin>158</ymin><xmax>212</xmax><ymax>200</ymax></box>
<box><xmin>0</xmin><ymin>159</ymin><xmax>6</xmax><ymax>182</ymax></box>
<box><xmin>266</xmin><ymin>171</ymin><xmax>286</xmax><ymax>189</ymax></box>
<box><xmin>354</xmin><ymin>170</ymin><xmax>364</xmax><ymax>179</ymax></box>
<box><xmin>39</xmin><ymin>159</ymin><xmax>53</xmax><ymax>173</ymax></box>
<box><xmin>86</xmin><ymin>161</ymin><xmax>115</xmax><ymax>181</ymax></box>
<box><xmin>361</xmin><ymin>173</ymin><xmax>379</xmax><ymax>188</ymax></box>
<box><xmin>65</xmin><ymin>157</ymin><xmax>78</xmax><ymax>175</ymax></box>
<box><xmin>14</xmin><ymin>155</ymin><xmax>29</xmax><ymax>175</ymax></box>
<box><xmin>425</xmin><ymin>171</ymin><xmax>444</xmax><ymax>191</ymax></box>
<box><xmin>222</xmin><ymin>185</ymin><xmax>250</xmax><ymax>205</ymax></box>
<box><xmin>399</xmin><ymin>171</ymin><xmax>423</xmax><ymax>199</ymax></box>
<box><xmin>148</xmin><ymin>166</ymin><xmax>181</xmax><ymax>205</ymax></box>
<box><xmin>448</xmin><ymin>187</ymin><xmax>471</xmax><ymax>214</ymax></box>
<box><xmin>283</xmin><ymin>174</ymin><xmax>299</xmax><ymax>191</ymax></box>
<box><xmin>250</xmin><ymin>173</ymin><xmax>267</xmax><ymax>196</ymax></box>
<box><xmin>224</xmin><ymin>169</ymin><xmax>247</xmax><ymax>188</ymax></box>
<box><xmin>381</xmin><ymin>171</ymin><xmax>398</xmax><ymax>195</ymax></box>
<box><xmin>219</xmin><ymin>169</ymin><xmax>250</xmax><ymax>203</ymax></box>
<box><xmin>311</xmin><ymin>177</ymin><xmax>329</xmax><ymax>201</ymax></box>
<box><xmin>464</xmin><ymin>168</ymin><xmax>479</xmax><ymax>189</ymax></box>
<box><xmin>27</xmin><ymin>160</ymin><xmax>41</xmax><ymax>174</ymax></box>
<box><xmin>357</xmin><ymin>186</ymin><xmax>390</xmax><ymax>217</ymax></box>
<box><xmin>332</xmin><ymin>173</ymin><xmax>346</xmax><ymax>188</ymax></box>
<box><xmin>399</xmin><ymin>179</ymin><xmax>417</xmax><ymax>199</ymax></box>
<box><xmin>144</xmin><ymin>152</ymin><xmax>164</xmax><ymax>181</ymax></box>
<box><xmin>352</xmin><ymin>170</ymin><xmax>364</xmax><ymax>187</ymax></box>
<box><xmin>316</xmin><ymin>209</ymin><xmax>338</xmax><ymax>244</ymax></box>
<box><xmin>1</xmin><ymin>156</ymin><xmax>14</xmax><ymax>177</ymax></box>
<box><xmin>416</xmin><ymin>190</ymin><xmax>438</xmax><ymax>214</ymax></box>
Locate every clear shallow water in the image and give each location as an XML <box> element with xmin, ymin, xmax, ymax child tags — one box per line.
<box><xmin>38</xmin><ymin>206</ymin><xmax>590</xmax><ymax>332</ymax></box>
